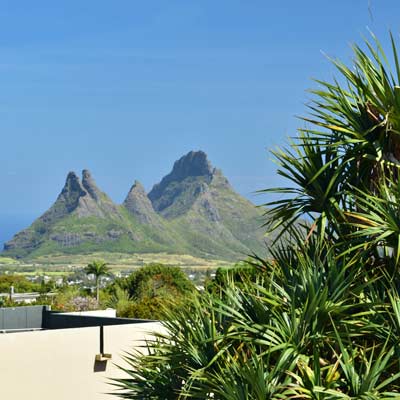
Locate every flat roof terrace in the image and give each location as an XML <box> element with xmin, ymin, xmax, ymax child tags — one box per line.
<box><xmin>0</xmin><ymin>306</ymin><xmax>162</xmax><ymax>400</ymax></box>
<box><xmin>0</xmin><ymin>305</ymin><xmax>151</xmax><ymax>332</ymax></box>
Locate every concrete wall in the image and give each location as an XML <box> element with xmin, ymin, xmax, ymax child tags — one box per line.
<box><xmin>63</xmin><ymin>309</ymin><xmax>117</xmax><ymax>318</ymax></box>
<box><xmin>0</xmin><ymin>321</ymin><xmax>163</xmax><ymax>400</ymax></box>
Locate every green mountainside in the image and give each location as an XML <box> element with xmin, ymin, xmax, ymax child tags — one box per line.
<box><xmin>3</xmin><ymin>151</ymin><xmax>268</xmax><ymax>261</ymax></box>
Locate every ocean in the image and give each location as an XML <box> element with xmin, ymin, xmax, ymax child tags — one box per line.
<box><xmin>0</xmin><ymin>215</ymin><xmax>34</xmax><ymax>250</ymax></box>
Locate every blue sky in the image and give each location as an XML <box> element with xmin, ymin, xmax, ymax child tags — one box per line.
<box><xmin>1</xmin><ymin>0</ymin><xmax>400</xmax><ymax>245</ymax></box>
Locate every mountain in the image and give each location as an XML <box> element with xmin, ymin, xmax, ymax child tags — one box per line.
<box><xmin>124</xmin><ymin>180</ymin><xmax>160</xmax><ymax>226</ymax></box>
<box><xmin>149</xmin><ymin>151</ymin><xmax>214</xmax><ymax>218</ymax></box>
<box><xmin>3</xmin><ymin>151</ymin><xmax>268</xmax><ymax>261</ymax></box>
<box><xmin>3</xmin><ymin>170</ymin><xmax>139</xmax><ymax>255</ymax></box>
<box><xmin>149</xmin><ymin>151</ymin><xmax>267</xmax><ymax>259</ymax></box>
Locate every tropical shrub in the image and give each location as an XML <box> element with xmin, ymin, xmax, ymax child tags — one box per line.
<box><xmin>111</xmin><ymin>33</ymin><xmax>400</xmax><ymax>398</ymax></box>
<box><xmin>52</xmin><ymin>286</ymin><xmax>98</xmax><ymax>312</ymax></box>
<box><xmin>120</xmin><ymin>263</ymin><xmax>194</xmax><ymax>299</ymax></box>
<box><xmin>106</xmin><ymin>285</ymin><xmax>134</xmax><ymax>317</ymax></box>
<box><xmin>0</xmin><ymin>274</ymin><xmax>42</xmax><ymax>293</ymax></box>
<box><xmin>110</xmin><ymin>264</ymin><xmax>196</xmax><ymax>319</ymax></box>
<box><xmin>206</xmin><ymin>260</ymin><xmax>262</xmax><ymax>294</ymax></box>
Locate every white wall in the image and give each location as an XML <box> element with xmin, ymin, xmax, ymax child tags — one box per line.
<box><xmin>0</xmin><ymin>321</ymin><xmax>163</xmax><ymax>400</ymax></box>
<box><xmin>63</xmin><ymin>309</ymin><xmax>117</xmax><ymax>318</ymax></box>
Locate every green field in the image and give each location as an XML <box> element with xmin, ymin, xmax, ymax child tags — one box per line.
<box><xmin>0</xmin><ymin>252</ymin><xmax>231</xmax><ymax>273</ymax></box>
<box><xmin>0</xmin><ymin>257</ymin><xmax>18</xmax><ymax>264</ymax></box>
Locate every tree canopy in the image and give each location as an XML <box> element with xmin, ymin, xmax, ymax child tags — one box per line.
<box><xmin>114</xmin><ymin>263</ymin><xmax>195</xmax><ymax>319</ymax></box>
<box><xmin>85</xmin><ymin>259</ymin><xmax>110</xmax><ymax>302</ymax></box>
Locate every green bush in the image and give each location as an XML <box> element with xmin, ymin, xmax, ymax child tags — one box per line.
<box><xmin>120</xmin><ymin>263</ymin><xmax>194</xmax><ymax>300</ymax></box>
<box><xmin>110</xmin><ymin>263</ymin><xmax>195</xmax><ymax>319</ymax></box>
<box><xmin>0</xmin><ymin>275</ymin><xmax>41</xmax><ymax>293</ymax></box>
<box><xmin>52</xmin><ymin>286</ymin><xmax>98</xmax><ymax>312</ymax></box>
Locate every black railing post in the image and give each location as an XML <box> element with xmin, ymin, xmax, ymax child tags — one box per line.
<box><xmin>100</xmin><ymin>325</ymin><xmax>104</xmax><ymax>355</ymax></box>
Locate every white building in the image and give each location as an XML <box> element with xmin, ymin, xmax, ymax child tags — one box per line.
<box><xmin>0</xmin><ymin>305</ymin><xmax>162</xmax><ymax>400</ymax></box>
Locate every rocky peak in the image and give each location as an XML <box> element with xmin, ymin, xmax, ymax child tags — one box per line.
<box><xmin>82</xmin><ymin>169</ymin><xmax>102</xmax><ymax>202</ymax></box>
<box><xmin>148</xmin><ymin>151</ymin><xmax>215</xmax><ymax>211</ymax></box>
<box><xmin>43</xmin><ymin>169</ymin><xmax>119</xmax><ymax>221</ymax></box>
<box><xmin>54</xmin><ymin>171</ymin><xmax>88</xmax><ymax>212</ymax></box>
<box><xmin>62</xmin><ymin>171</ymin><xmax>86</xmax><ymax>197</ymax></box>
<box><xmin>130</xmin><ymin>180</ymin><xmax>145</xmax><ymax>193</ymax></box>
<box><xmin>124</xmin><ymin>180</ymin><xmax>146</xmax><ymax>206</ymax></box>
<box><xmin>123</xmin><ymin>180</ymin><xmax>158</xmax><ymax>225</ymax></box>
<box><xmin>3</xmin><ymin>152</ymin><xmax>266</xmax><ymax>260</ymax></box>
<box><xmin>169</xmin><ymin>151</ymin><xmax>214</xmax><ymax>182</ymax></box>
<box><xmin>39</xmin><ymin>171</ymin><xmax>87</xmax><ymax>224</ymax></box>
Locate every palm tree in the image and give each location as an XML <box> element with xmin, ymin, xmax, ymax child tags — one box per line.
<box><xmin>85</xmin><ymin>260</ymin><xmax>110</xmax><ymax>303</ymax></box>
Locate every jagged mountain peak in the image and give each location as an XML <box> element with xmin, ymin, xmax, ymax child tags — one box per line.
<box><xmin>4</xmin><ymin>152</ymin><xmax>267</xmax><ymax>260</ymax></box>
<box><xmin>66</xmin><ymin>170</ymin><xmax>80</xmax><ymax>181</ymax></box>
<box><xmin>42</xmin><ymin>169</ymin><xmax>120</xmax><ymax>222</ymax></box>
<box><xmin>124</xmin><ymin>180</ymin><xmax>146</xmax><ymax>201</ymax></box>
<box><xmin>47</xmin><ymin>171</ymin><xmax>86</xmax><ymax>217</ymax></box>
<box><xmin>149</xmin><ymin>151</ymin><xmax>214</xmax><ymax>198</ymax></box>
<box><xmin>123</xmin><ymin>180</ymin><xmax>158</xmax><ymax>225</ymax></box>
<box><xmin>131</xmin><ymin>180</ymin><xmax>145</xmax><ymax>191</ymax></box>
<box><xmin>61</xmin><ymin>171</ymin><xmax>85</xmax><ymax>196</ymax></box>
<box><xmin>148</xmin><ymin>150</ymin><xmax>217</xmax><ymax>216</ymax></box>
<box><xmin>170</xmin><ymin>150</ymin><xmax>214</xmax><ymax>181</ymax></box>
<box><xmin>82</xmin><ymin>169</ymin><xmax>92</xmax><ymax>182</ymax></box>
<box><xmin>81</xmin><ymin>169</ymin><xmax>102</xmax><ymax>201</ymax></box>
<box><xmin>44</xmin><ymin>169</ymin><xmax>118</xmax><ymax>221</ymax></box>
<box><xmin>3</xmin><ymin>169</ymin><xmax>130</xmax><ymax>255</ymax></box>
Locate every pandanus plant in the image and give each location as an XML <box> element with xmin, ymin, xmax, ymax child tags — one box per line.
<box><xmin>110</xmin><ymin>33</ymin><xmax>400</xmax><ymax>399</ymax></box>
<box><xmin>263</xmin><ymin>33</ymin><xmax>400</xmax><ymax>248</ymax></box>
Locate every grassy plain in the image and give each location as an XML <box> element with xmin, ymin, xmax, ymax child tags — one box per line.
<box><xmin>0</xmin><ymin>252</ymin><xmax>230</xmax><ymax>274</ymax></box>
